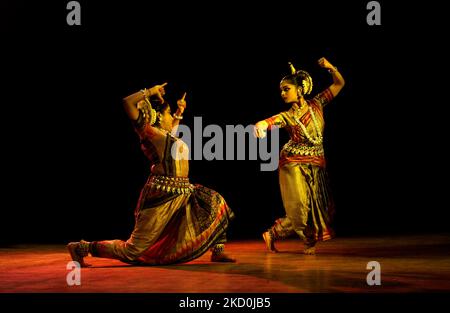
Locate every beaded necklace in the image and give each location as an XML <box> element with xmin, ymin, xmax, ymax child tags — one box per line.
<box><xmin>292</xmin><ymin>103</ymin><xmax>323</xmax><ymax>146</ymax></box>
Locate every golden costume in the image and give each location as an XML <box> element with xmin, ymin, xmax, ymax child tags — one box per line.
<box><xmin>264</xmin><ymin>88</ymin><xmax>335</xmax><ymax>245</ymax></box>
<box><xmin>88</xmin><ymin>105</ymin><xmax>235</xmax><ymax>265</ymax></box>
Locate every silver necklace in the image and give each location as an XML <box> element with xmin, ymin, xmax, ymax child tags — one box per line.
<box><xmin>292</xmin><ymin>103</ymin><xmax>323</xmax><ymax>146</ymax></box>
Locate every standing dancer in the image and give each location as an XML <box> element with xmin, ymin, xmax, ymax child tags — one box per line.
<box><xmin>254</xmin><ymin>58</ymin><xmax>345</xmax><ymax>254</ymax></box>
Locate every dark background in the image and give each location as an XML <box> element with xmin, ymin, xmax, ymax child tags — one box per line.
<box><xmin>1</xmin><ymin>1</ymin><xmax>448</xmax><ymax>245</ymax></box>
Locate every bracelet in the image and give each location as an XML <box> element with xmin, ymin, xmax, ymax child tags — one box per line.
<box><xmin>173</xmin><ymin>114</ymin><xmax>183</xmax><ymax>120</ymax></box>
<box><xmin>328</xmin><ymin>66</ymin><xmax>338</xmax><ymax>74</ymax></box>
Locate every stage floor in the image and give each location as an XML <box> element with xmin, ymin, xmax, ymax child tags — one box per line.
<box><xmin>1</xmin><ymin>234</ymin><xmax>450</xmax><ymax>293</ymax></box>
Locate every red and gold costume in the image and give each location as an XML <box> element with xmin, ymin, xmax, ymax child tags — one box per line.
<box><xmin>264</xmin><ymin>88</ymin><xmax>335</xmax><ymax>244</ymax></box>
<box><xmin>90</xmin><ymin>109</ymin><xmax>234</xmax><ymax>265</ymax></box>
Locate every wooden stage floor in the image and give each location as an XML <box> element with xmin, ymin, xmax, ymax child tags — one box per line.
<box><xmin>1</xmin><ymin>234</ymin><xmax>450</xmax><ymax>293</ymax></box>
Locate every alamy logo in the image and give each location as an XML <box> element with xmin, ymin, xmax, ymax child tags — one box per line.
<box><xmin>171</xmin><ymin>117</ymin><xmax>280</xmax><ymax>172</ymax></box>
<box><xmin>66</xmin><ymin>261</ymin><xmax>81</xmax><ymax>286</ymax></box>
<box><xmin>66</xmin><ymin>1</ymin><xmax>81</xmax><ymax>26</ymax></box>
<box><xmin>366</xmin><ymin>261</ymin><xmax>381</xmax><ymax>286</ymax></box>
<box><xmin>366</xmin><ymin>1</ymin><xmax>381</xmax><ymax>25</ymax></box>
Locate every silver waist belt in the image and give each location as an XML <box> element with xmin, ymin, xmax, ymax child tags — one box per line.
<box><xmin>282</xmin><ymin>141</ymin><xmax>324</xmax><ymax>156</ymax></box>
<box><xmin>147</xmin><ymin>175</ymin><xmax>194</xmax><ymax>194</ymax></box>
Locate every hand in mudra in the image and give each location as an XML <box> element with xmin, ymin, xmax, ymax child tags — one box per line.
<box><xmin>177</xmin><ymin>92</ymin><xmax>187</xmax><ymax>113</ymax></box>
<box><xmin>254</xmin><ymin>122</ymin><xmax>267</xmax><ymax>139</ymax></box>
<box><xmin>149</xmin><ymin>82</ymin><xmax>168</xmax><ymax>102</ymax></box>
<box><xmin>318</xmin><ymin>57</ymin><xmax>334</xmax><ymax>70</ymax></box>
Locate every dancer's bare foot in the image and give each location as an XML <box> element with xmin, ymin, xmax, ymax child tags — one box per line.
<box><xmin>303</xmin><ymin>241</ymin><xmax>316</xmax><ymax>255</ymax></box>
<box><xmin>67</xmin><ymin>241</ymin><xmax>91</xmax><ymax>267</ymax></box>
<box><xmin>303</xmin><ymin>246</ymin><xmax>316</xmax><ymax>255</ymax></box>
<box><xmin>262</xmin><ymin>231</ymin><xmax>278</xmax><ymax>253</ymax></box>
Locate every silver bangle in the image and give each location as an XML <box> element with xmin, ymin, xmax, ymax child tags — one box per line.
<box><xmin>173</xmin><ymin>114</ymin><xmax>183</xmax><ymax>120</ymax></box>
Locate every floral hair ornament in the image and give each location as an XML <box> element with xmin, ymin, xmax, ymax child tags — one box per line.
<box><xmin>287</xmin><ymin>62</ymin><xmax>313</xmax><ymax>95</ymax></box>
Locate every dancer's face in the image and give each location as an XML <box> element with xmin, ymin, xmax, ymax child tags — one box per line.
<box><xmin>158</xmin><ymin>106</ymin><xmax>174</xmax><ymax>132</ymax></box>
<box><xmin>280</xmin><ymin>82</ymin><xmax>299</xmax><ymax>104</ymax></box>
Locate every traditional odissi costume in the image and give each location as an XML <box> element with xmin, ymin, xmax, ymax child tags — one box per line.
<box><xmin>263</xmin><ymin>65</ymin><xmax>336</xmax><ymax>249</ymax></box>
<box><xmin>68</xmin><ymin>96</ymin><xmax>235</xmax><ymax>265</ymax></box>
